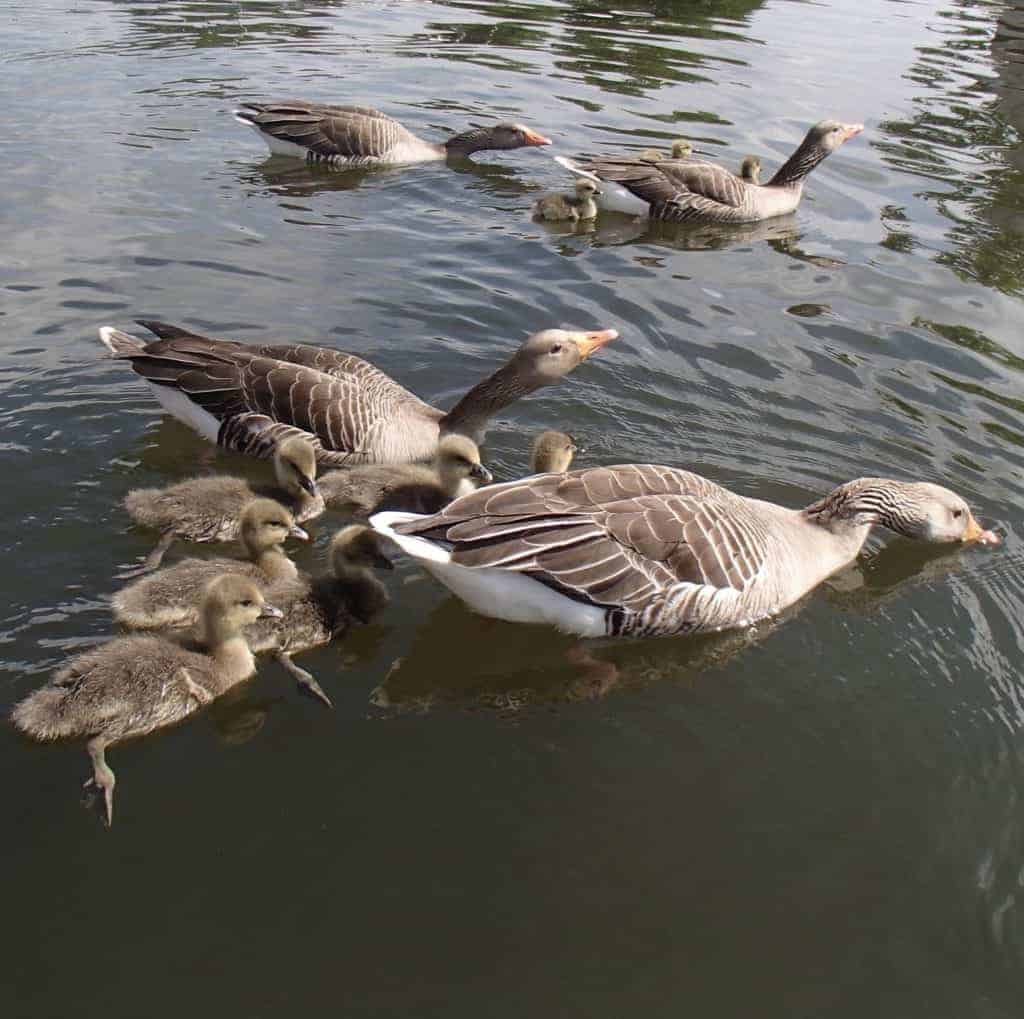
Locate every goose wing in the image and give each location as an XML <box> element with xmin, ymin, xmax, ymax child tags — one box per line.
<box><xmin>583</xmin><ymin>156</ymin><xmax>748</xmax><ymax>220</ymax></box>
<box><xmin>237</xmin><ymin>101</ymin><xmax>421</xmax><ymax>160</ymax></box>
<box><xmin>395</xmin><ymin>464</ymin><xmax>772</xmax><ymax>616</ymax></box>
<box><xmin>113</xmin><ymin>324</ymin><xmax>433</xmax><ymax>464</ymax></box>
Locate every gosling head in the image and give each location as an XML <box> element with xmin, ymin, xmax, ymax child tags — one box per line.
<box><xmin>201</xmin><ymin>574</ymin><xmax>282</xmax><ymax>639</ymax></box>
<box><xmin>739</xmin><ymin>155</ymin><xmax>761</xmax><ymax>184</ymax></box>
<box><xmin>329</xmin><ymin>526</ymin><xmax>393</xmax><ymax>623</ymax></box>
<box><xmin>273</xmin><ymin>435</ymin><xmax>318</xmax><ymax>501</ymax></box>
<box><xmin>238</xmin><ymin>498</ymin><xmax>308</xmax><ymax>557</ymax></box>
<box><xmin>436</xmin><ymin>434</ymin><xmax>492</xmax><ymax>498</ymax></box>
<box><xmin>670</xmin><ymin>139</ymin><xmax>693</xmax><ymax>159</ymax></box>
<box><xmin>530</xmin><ymin>430</ymin><xmax>578</xmax><ymax>474</ymax></box>
<box><xmin>509</xmin><ymin>327</ymin><xmax>619</xmax><ymax>390</ymax></box>
<box><xmin>574</xmin><ymin>178</ymin><xmax>601</xmax><ymax>198</ymax></box>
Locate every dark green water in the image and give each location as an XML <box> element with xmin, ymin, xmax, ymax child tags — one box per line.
<box><xmin>3</xmin><ymin>0</ymin><xmax>1024</xmax><ymax>1014</ymax></box>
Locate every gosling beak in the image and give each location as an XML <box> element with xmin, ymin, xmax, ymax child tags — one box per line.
<box><xmin>470</xmin><ymin>462</ymin><xmax>494</xmax><ymax>484</ymax></box>
<box><xmin>259</xmin><ymin>603</ymin><xmax>284</xmax><ymax>619</ymax></box>
<box><xmin>963</xmin><ymin>513</ymin><xmax>1000</xmax><ymax>546</ymax></box>
<box><xmin>372</xmin><ymin>552</ymin><xmax>395</xmax><ymax>572</ymax></box>
<box><xmin>568</xmin><ymin>434</ymin><xmax>584</xmax><ymax>455</ymax></box>
<box><xmin>570</xmin><ymin>328</ymin><xmax>619</xmax><ymax>360</ymax></box>
<box><xmin>299</xmin><ymin>476</ymin><xmax>318</xmax><ymax>498</ymax></box>
<box><xmin>522</xmin><ymin>128</ymin><xmax>552</xmax><ymax>147</ymax></box>
<box><xmin>288</xmin><ymin>523</ymin><xmax>310</xmax><ymax>541</ymax></box>
<box><xmin>840</xmin><ymin>123</ymin><xmax>864</xmax><ymax>143</ymax></box>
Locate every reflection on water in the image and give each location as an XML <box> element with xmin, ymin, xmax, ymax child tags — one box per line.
<box><xmin>4</xmin><ymin>0</ymin><xmax>1024</xmax><ymax>1014</ymax></box>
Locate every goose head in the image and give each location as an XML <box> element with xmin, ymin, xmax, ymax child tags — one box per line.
<box><xmin>804</xmin><ymin>119</ymin><xmax>863</xmax><ymax>154</ymax></box>
<box><xmin>530</xmin><ymin>430</ymin><xmax>577</xmax><ymax>474</ymax></box>
<box><xmin>273</xmin><ymin>435</ymin><xmax>318</xmax><ymax>501</ymax></box>
<box><xmin>201</xmin><ymin>574</ymin><xmax>282</xmax><ymax>642</ymax></box>
<box><xmin>436</xmin><ymin>434</ymin><xmax>492</xmax><ymax>498</ymax></box>
<box><xmin>739</xmin><ymin>155</ymin><xmax>761</xmax><ymax>184</ymax></box>
<box><xmin>238</xmin><ymin>498</ymin><xmax>308</xmax><ymax>558</ymax></box>
<box><xmin>510</xmin><ymin>328</ymin><xmax>619</xmax><ymax>389</ymax></box>
<box><xmin>445</xmin><ymin>122</ymin><xmax>551</xmax><ymax>156</ymax></box>
<box><xmin>329</xmin><ymin>525</ymin><xmax>393</xmax><ymax>623</ymax></box>
<box><xmin>670</xmin><ymin>139</ymin><xmax>693</xmax><ymax>159</ymax></box>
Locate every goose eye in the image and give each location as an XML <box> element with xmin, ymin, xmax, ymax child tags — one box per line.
<box><xmin>952</xmin><ymin>508</ymin><xmax>964</xmax><ymax>520</ymax></box>
<box><xmin>550</xmin><ymin>344</ymin><xmax>563</xmax><ymax>355</ymax></box>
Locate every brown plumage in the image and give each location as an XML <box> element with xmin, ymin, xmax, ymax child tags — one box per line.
<box><xmin>99</xmin><ymin>321</ymin><xmax>618</xmax><ymax>467</ymax></box>
<box><xmin>124</xmin><ymin>434</ymin><xmax>322</xmax><ymax>569</ymax></box>
<box><xmin>318</xmin><ymin>434</ymin><xmax>492</xmax><ymax>518</ymax></box>
<box><xmin>112</xmin><ymin>499</ymin><xmax>306</xmax><ymax>630</ymax></box>
<box><xmin>234</xmin><ymin>100</ymin><xmax>551</xmax><ymax>165</ymax></box>
<box><xmin>245</xmin><ymin>526</ymin><xmax>394</xmax><ymax>707</ymax></box>
<box><xmin>11</xmin><ymin>575</ymin><xmax>282</xmax><ymax>826</ymax></box>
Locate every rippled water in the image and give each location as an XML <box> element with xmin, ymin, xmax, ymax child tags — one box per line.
<box><xmin>4</xmin><ymin>0</ymin><xmax>1024</xmax><ymax>1014</ymax></box>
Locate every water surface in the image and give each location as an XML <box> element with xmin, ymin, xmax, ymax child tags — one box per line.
<box><xmin>3</xmin><ymin>1</ymin><xmax>1024</xmax><ymax>1015</ymax></box>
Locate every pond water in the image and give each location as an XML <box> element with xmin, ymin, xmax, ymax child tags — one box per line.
<box><xmin>4</xmin><ymin>0</ymin><xmax>1024</xmax><ymax>1014</ymax></box>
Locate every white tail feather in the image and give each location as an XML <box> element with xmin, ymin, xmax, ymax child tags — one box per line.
<box><xmin>554</xmin><ymin>155</ymin><xmax>601</xmax><ymax>186</ymax></box>
<box><xmin>371</xmin><ymin>512</ymin><xmax>452</xmax><ymax>565</ymax></box>
<box><xmin>99</xmin><ymin>326</ymin><xmax>145</xmax><ymax>356</ymax></box>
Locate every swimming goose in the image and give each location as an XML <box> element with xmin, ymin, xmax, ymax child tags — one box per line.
<box><xmin>234</xmin><ymin>101</ymin><xmax>551</xmax><ymax>166</ymax></box>
<box><xmin>247</xmin><ymin>526</ymin><xmax>393</xmax><ymax>708</ymax></box>
<box><xmin>125</xmin><ymin>435</ymin><xmax>322</xmax><ymax>570</ymax></box>
<box><xmin>532</xmin><ymin>179</ymin><xmax>601</xmax><ymax>222</ymax></box>
<box><xmin>318</xmin><ymin>434</ymin><xmax>492</xmax><ymax>518</ymax></box>
<box><xmin>372</xmin><ymin>468</ymin><xmax>998</xmax><ymax>639</ymax></box>
<box><xmin>739</xmin><ymin>155</ymin><xmax>761</xmax><ymax>184</ymax></box>
<box><xmin>99</xmin><ymin>321</ymin><xmax>618</xmax><ymax>467</ymax></box>
<box><xmin>529</xmin><ymin>430</ymin><xmax>577</xmax><ymax>474</ymax></box>
<box><xmin>556</xmin><ymin>120</ymin><xmax>862</xmax><ymax>223</ymax></box>
<box><xmin>11</xmin><ymin>575</ymin><xmax>281</xmax><ymax>826</ymax></box>
<box><xmin>112</xmin><ymin>499</ymin><xmax>306</xmax><ymax>630</ymax></box>
<box><xmin>637</xmin><ymin>139</ymin><xmax>694</xmax><ymax>162</ymax></box>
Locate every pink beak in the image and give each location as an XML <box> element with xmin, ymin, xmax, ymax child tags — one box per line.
<box><xmin>522</xmin><ymin>128</ymin><xmax>552</xmax><ymax>147</ymax></box>
<box><xmin>840</xmin><ymin>123</ymin><xmax>864</xmax><ymax>143</ymax></box>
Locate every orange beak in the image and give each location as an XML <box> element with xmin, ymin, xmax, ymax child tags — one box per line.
<box><xmin>840</xmin><ymin>123</ymin><xmax>864</xmax><ymax>143</ymax></box>
<box><xmin>963</xmin><ymin>512</ymin><xmax>1000</xmax><ymax>546</ymax></box>
<box><xmin>522</xmin><ymin>128</ymin><xmax>552</xmax><ymax>147</ymax></box>
<box><xmin>569</xmin><ymin>329</ymin><xmax>619</xmax><ymax>360</ymax></box>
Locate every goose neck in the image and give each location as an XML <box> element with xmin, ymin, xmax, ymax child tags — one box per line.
<box><xmin>440</xmin><ymin>361</ymin><xmax>534</xmax><ymax>442</ymax></box>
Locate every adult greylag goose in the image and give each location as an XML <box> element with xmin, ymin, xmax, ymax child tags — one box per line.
<box><xmin>234</xmin><ymin>101</ymin><xmax>551</xmax><ymax>166</ymax></box>
<box><xmin>637</xmin><ymin>139</ymin><xmax>693</xmax><ymax>162</ymax></box>
<box><xmin>532</xmin><ymin>178</ymin><xmax>601</xmax><ymax>222</ymax></box>
<box><xmin>318</xmin><ymin>434</ymin><xmax>491</xmax><ymax>518</ymax></box>
<box><xmin>124</xmin><ymin>435</ymin><xmax>321</xmax><ymax>570</ymax></box>
<box><xmin>556</xmin><ymin>120</ymin><xmax>862</xmax><ymax>223</ymax></box>
<box><xmin>247</xmin><ymin>526</ymin><xmax>393</xmax><ymax>708</ymax></box>
<box><xmin>112</xmin><ymin>499</ymin><xmax>306</xmax><ymax>631</ymax></box>
<box><xmin>99</xmin><ymin>321</ymin><xmax>617</xmax><ymax>467</ymax></box>
<box><xmin>739</xmin><ymin>155</ymin><xmax>761</xmax><ymax>184</ymax></box>
<box><xmin>529</xmin><ymin>430</ymin><xmax>577</xmax><ymax>474</ymax></box>
<box><xmin>372</xmin><ymin>468</ymin><xmax>998</xmax><ymax>639</ymax></box>
<box><xmin>11</xmin><ymin>576</ymin><xmax>281</xmax><ymax>826</ymax></box>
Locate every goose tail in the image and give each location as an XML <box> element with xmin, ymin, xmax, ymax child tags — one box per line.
<box><xmin>554</xmin><ymin>154</ymin><xmax>602</xmax><ymax>186</ymax></box>
<box><xmin>98</xmin><ymin>325</ymin><xmax>145</xmax><ymax>358</ymax></box>
<box><xmin>370</xmin><ymin>512</ymin><xmax>452</xmax><ymax>565</ymax></box>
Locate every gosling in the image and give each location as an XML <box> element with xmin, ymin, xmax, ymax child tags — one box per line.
<box><xmin>112</xmin><ymin>499</ymin><xmax>307</xmax><ymax>631</ymax></box>
<box><xmin>530</xmin><ymin>431</ymin><xmax>578</xmax><ymax>474</ymax></box>
<box><xmin>638</xmin><ymin>139</ymin><xmax>693</xmax><ymax>162</ymax></box>
<box><xmin>739</xmin><ymin>155</ymin><xmax>761</xmax><ymax>184</ymax></box>
<box><xmin>11</xmin><ymin>575</ymin><xmax>281</xmax><ymax>827</ymax></box>
<box><xmin>125</xmin><ymin>434</ymin><xmax>322</xmax><ymax>570</ymax></box>
<box><xmin>318</xmin><ymin>434</ymin><xmax>492</xmax><ymax>518</ymax></box>
<box><xmin>247</xmin><ymin>526</ymin><xmax>394</xmax><ymax>708</ymax></box>
<box><xmin>532</xmin><ymin>179</ymin><xmax>601</xmax><ymax>223</ymax></box>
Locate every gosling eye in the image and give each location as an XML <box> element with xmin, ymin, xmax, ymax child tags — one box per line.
<box><xmin>240</xmin><ymin>599</ymin><xmax>254</xmax><ymax>608</ymax></box>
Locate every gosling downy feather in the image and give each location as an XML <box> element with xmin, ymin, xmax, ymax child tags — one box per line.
<box><xmin>532</xmin><ymin>179</ymin><xmax>601</xmax><ymax>222</ymax></box>
<box><xmin>318</xmin><ymin>434</ymin><xmax>492</xmax><ymax>517</ymax></box>
<box><xmin>124</xmin><ymin>434</ymin><xmax>322</xmax><ymax>570</ymax></box>
<box><xmin>529</xmin><ymin>430</ymin><xmax>578</xmax><ymax>474</ymax></box>
<box><xmin>11</xmin><ymin>575</ymin><xmax>281</xmax><ymax>827</ymax></box>
<box><xmin>112</xmin><ymin>499</ymin><xmax>306</xmax><ymax>630</ymax></box>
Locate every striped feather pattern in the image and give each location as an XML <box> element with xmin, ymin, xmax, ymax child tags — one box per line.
<box><xmin>395</xmin><ymin>464</ymin><xmax>778</xmax><ymax>636</ymax></box>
